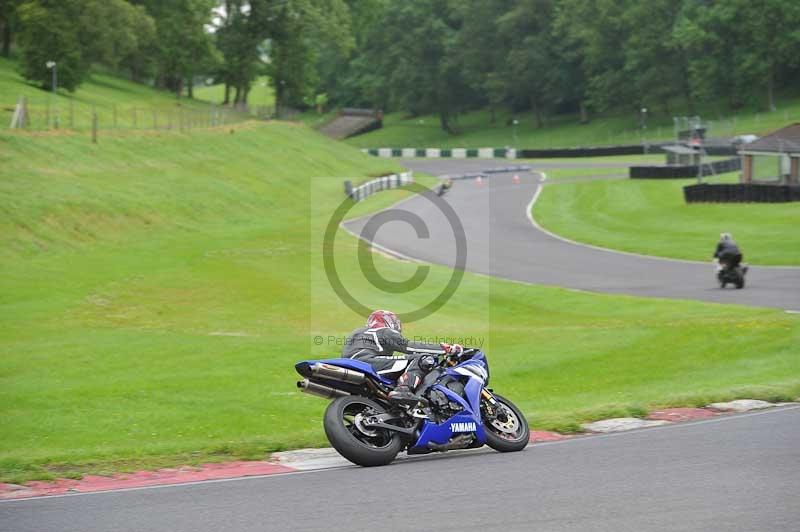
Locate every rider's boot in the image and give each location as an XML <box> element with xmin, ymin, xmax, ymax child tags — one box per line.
<box><xmin>388</xmin><ymin>384</ymin><xmax>421</xmax><ymax>404</ymax></box>
<box><xmin>388</xmin><ymin>372</ymin><xmax>423</xmax><ymax>404</ymax></box>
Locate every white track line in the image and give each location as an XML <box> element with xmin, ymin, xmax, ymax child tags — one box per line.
<box><xmin>5</xmin><ymin>405</ymin><xmax>798</xmax><ymax>504</ymax></box>
<box><xmin>526</xmin><ymin>171</ymin><xmax>800</xmax><ymax>270</ymax></box>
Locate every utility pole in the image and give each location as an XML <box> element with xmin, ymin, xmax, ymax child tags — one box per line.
<box><xmin>513</xmin><ymin>119</ymin><xmax>519</xmax><ymax>147</ymax></box>
<box><xmin>46</xmin><ymin>61</ymin><xmax>58</xmax><ymax>128</ymax></box>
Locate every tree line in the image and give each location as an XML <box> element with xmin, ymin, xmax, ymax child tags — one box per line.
<box><xmin>2</xmin><ymin>0</ymin><xmax>799</xmax><ymax>131</ymax></box>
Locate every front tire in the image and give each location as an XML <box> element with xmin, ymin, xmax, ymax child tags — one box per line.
<box><xmin>323</xmin><ymin>396</ymin><xmax>402</xmax><ymax>467</ymax></box>
<box><xmin>483</xmin><ymin>394</ymin><xmax>530</xmax><ymax>452</ymax></box>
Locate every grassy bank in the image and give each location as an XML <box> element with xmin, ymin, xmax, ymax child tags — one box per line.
<box><xmin>193</xmin><ymin>76</ymin><xmax>275</xmax><ymax>110</ymax></box>
<box><xmin>1</xmin><ymin>122</ymin><xmax>798</xmax><ymax>484</ymax></box>
<box><xmin>532</xmin><ymin>170</ymin><xmax>800</xmax><ymax>265</ymax></box>
<box><xmin>1</xmin><ymin>58</ymin><xmax>219</xmax><ymax>131</ymax></box>
<box><xmin>345</xmin><ymin>99</ymin><xmax>800</xmax><ymax>149</ymax></box>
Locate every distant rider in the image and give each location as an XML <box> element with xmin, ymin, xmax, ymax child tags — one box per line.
<box><xmin>713</xmin><ymin>233</ymin><xmax>743</xmax><ymax>271</ymax></box>
<box><xmin>437</xmin><ymin>178</ymin><xmax>453</xmax><ymax>196</ymax></box>
<box><xmin>341</xmin><ymin>310</ymin><xmax>462</xmax><ymax>404</ymax></box>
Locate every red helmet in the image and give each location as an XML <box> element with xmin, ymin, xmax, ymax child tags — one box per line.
<box><xmin>366</xmin><ymin>310</ymin><xmax>402</xmax><ymax>333</ymax></box>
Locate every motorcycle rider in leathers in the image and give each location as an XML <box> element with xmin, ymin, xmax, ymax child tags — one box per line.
<box><xmin>713</xmin><ymin>232</ymin><xmax>743</xmax><ymax>271</ymax></box>
<box><xmin>341</xmin><ymin>310</ymin><xmax>462</xmax><ymax>403</ymax></box>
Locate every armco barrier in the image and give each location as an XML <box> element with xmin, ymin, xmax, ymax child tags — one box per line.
<box><xmin>684</xmin><ymin>183</ymin><xmax>800</xmax><ymax>203</ymax></box>
<box><xmin>630</xmin><ymin>157</ymin><xmax>741</xmax><ymax>179</ymax></box>
<box><xmin>441</xmin><ymin>165</ymin><xmax>532</xmax><ymax>181</ymax></box>
<box><xmin>344</xmin><ymin>172</ymin><xmax>413</xmax><ymax>202</ymax></box>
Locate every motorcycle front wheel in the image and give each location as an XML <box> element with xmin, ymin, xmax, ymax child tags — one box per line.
<box><xmin>323</xmin><ymin>396</ymin><xmax>403</xmax><ymax>466</ymax></box>
<box><xmin>483</xmin><ymin>393</ymin><xmax>530</xmax><ymax>452</ymax></box>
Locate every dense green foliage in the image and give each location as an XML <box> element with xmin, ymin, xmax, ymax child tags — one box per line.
<box><xmin>322</xmin><ymin>0</ymin><xmax>800</xmax><ymax>131</ymax></box>
<box><xmin>15</xmin><ymin>0</ymin><xmax>155</xmax><ymax>91</ymax></box>
<box><xmin>5</xmin><ymin>1</ymin><xmax>799</xmax><ymax>124</ymax></box>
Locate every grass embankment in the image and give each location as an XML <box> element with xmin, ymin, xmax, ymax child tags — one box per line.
<box><xmin>532</xmin><ymin>169</ymin><xmax>800</xmax><ymax>265</ymax></box>
<box><xmin>345</xmin><ymin>99</ymin><xmax>800</xmax><ymax>149</ymax></box>
<box><xmin>193</xmin><ymin>76</ymin><xmax>275</xmax><ymax>110</ymax></box>
<box><xmin>1</xmin><ymin>123</ymin><xmax>798</xmax><ymax>484</ymax></box>
<box><xmin>1</xmin><ymin>57</ymin><xmax>217</xmax><ymax>130</ymax></box>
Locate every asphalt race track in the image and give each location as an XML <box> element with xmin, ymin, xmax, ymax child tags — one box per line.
<box><xmin>344</xmin><ymin>159</ymin><xmax>800</xmax><ymax>310</ymax></box>
<box><xmin>4</xmin><ymin>160</ymin><xmax>798</xmax><ymax>532</ymax></box>
<box><xmin>2</xmin><ymin>406</ymin><xmax>799</xmax><ymax>532</ymax></box>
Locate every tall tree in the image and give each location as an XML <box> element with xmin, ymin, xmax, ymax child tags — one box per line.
<box><xmin>621</xmin><ymin>0</ymin><xmax>689</xmax><ymax>114</ymax></box>
<box><xmin>17</xmin><ymin>0</ymin><xmax>90</xmax><ymax>91</ymax></box>
<box><xmin>131</xmin><ymin>0</ymin><xmax>216</xmax><ymax>97</ymax></box>
<box><xmin>365</xmin><ymin>0</ymin><xmax>473</xmax><ymax>132</ymax></box>
<box><xmin>453</xmin><ymin>0</ymin><xmax>513</xmax><ymax>124</ymax></box>
<box><xmin>498</xmin><ymin>0</ymin><xmax>559</xmax><ymax>128</ymax></box>
<box><xmin>270</xmin><ymin>0</ymin><xmax>353</xmax><ymax>112</ymax></box>
<box><xmin>0</xmin><ymin>0</ymin><xmax>22</xmax><ymax>57</ymax></box>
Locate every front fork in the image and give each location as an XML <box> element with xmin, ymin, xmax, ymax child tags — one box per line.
<box><xmin>481</xmin><ymin>388</ymin><xmax>506</xmax><ymax>422</ymax></box>
<box><xmin>481</xmin><ymin>388</ymin><xmax>501</xmax><ymax>420</ymax></box>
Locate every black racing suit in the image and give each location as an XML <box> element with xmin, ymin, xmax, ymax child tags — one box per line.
<box><xmin>714</xmin><ymin>240</ymin><xmax>742</xmax><ymax>269</ymax></box>
<box><xmin>341</xmin><ymin>327</ymin><xmax>445</xmax><ymax>391</ymax></box>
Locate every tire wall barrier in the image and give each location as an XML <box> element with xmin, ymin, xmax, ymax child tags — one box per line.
<box><xmin>344</xmin><ymin>172</ymin><xmax>413</xmax><ymax>202</ymax></box>
<box><xmin>517</xmin><ymin>145</ymin><xmax>649</xmax><ymax>157</ymax></box>
<box><xmin>684</xmin><ymin>183</ymin><xmax>800</xmax><ymax>203</ymax></box>
<box><xmin>630</xmin><ymin>157</ymin><xmax>741</xmax><ymax>179</ymax></box>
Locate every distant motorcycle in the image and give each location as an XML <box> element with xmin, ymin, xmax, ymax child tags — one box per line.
<box><xmin>436</xmin><ymin>179</ymin><xmax>453</xmax><ymax>196</ymax></box>
<box><xmin>295</xmin><ymin>348</ymin><xmax>529</xmax><ymax>466</ymax></box>
<box><xmin>717</xmin><ymin>263</ymin><xmax>748</xmax><ymax>289</ymax></box>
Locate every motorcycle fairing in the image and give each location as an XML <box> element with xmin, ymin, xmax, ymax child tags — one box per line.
<box><xmin>411</xmin><ymin>377</ymin><xmax>487</xmax><ymax>450</ymax></box>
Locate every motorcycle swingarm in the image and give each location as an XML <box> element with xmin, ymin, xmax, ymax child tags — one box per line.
<box><xmin>362</xmin><ymin>413</ymin><xmax>419</xmax><ymax>436</ymax></box>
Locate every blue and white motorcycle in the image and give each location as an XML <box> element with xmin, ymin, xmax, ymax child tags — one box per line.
<box><xmin>295</xmin><ymin>349</ymin><xmax>530</xmax><ymax>466</ymax></box>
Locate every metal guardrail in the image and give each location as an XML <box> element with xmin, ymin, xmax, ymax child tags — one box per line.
<box><xmin>441</xmin><ymin>165</ymin><xmax>532</xmax><ymax>180</ymax></box>
<box><xmin>344</xmin><ymin>172</ymin><xmax>414</xmax><ymax>202</ymax></box>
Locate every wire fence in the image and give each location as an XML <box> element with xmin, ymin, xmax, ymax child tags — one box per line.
<box><xmin>5</xmin><ymin>95</ymin><xmax>272</xmax><ymax>135</ymax></box>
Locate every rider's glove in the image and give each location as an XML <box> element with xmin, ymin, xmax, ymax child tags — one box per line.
<box><xmin>441</xmin><ymin>343</ymin><xmax>463</xmax><ymax>356</ymax></box>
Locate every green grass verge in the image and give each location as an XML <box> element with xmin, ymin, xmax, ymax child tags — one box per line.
<box><xmin>345</xmin><ymin>99</ymin><xmax>800</xmax><ymax>149</ymax></box>
<box><xmin>193</xmin><ymin>76</ymin><xmax>275</xmax><ymax>109</ymax></box>
<box><xmin>1</xmin><ymin>57</ymin><xmax>221</xmax><ymax>131</ymax></box>
<box><xmin>532</xmin><ymin>168</ymin><xmax>800</xmax><ymax>265</ymax></box>
<box><xmin>1</xmin><ymin>122</ymin><xmax>798</xmax><ymax>484</ymax></box>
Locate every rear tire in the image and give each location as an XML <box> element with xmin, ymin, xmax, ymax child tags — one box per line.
<box><xmin>483</xmin><ymin>394</ymin><xmax>530</xmax><ymax>452</ymax></box>
<box><xmin>323</xmin><ymin>396</ymin><xmax>402</xmax><ymax>467</ymax></box>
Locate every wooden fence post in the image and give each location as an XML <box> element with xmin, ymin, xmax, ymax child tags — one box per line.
<box><xmin>92</xmin><ymin>107</ymin><xmax>98</xmax><ymax>144</ymax></box>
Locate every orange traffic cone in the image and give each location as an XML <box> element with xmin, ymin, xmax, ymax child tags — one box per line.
<box><xmin>512</xmin><ymin>174</ymin><xmax>520</xmax><ymax>184</ymax></box>
<box><xmin>476</xmin><ymin>175</ymin><xmax>483</xmax><ymax>186</ymax></box>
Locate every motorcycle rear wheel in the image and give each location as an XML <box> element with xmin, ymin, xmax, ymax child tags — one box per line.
<box><xmin>323</xmin><ymin>396</ymin><xmax>403</xmax><ymax>466</ymax></box>
<box><xmin>483</xmin><ymin>394</ymin><xmax>530</xmax><ymax>452</ymax></box>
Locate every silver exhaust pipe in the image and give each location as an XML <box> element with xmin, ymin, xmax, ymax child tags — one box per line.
<box><xmin>297</xmin><ymin>379</ymin><xmax>350</xmax><ymax>399</ymax></box>
<box><xmin>310</xmin><ymin>363</ymin><xmax>366</xmax><ymax>385</ymax></box>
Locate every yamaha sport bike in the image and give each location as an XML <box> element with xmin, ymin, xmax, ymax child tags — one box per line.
<box><xmin>295</xmin><ymin>348</ymin><xmax>530</xmax><ymax>466</ymax></box>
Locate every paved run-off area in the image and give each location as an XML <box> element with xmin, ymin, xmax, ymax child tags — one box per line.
<box><xmin>2</xmin><ymin>406</ymin><xmax>798</xmax><ymax>532</ymax></box>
